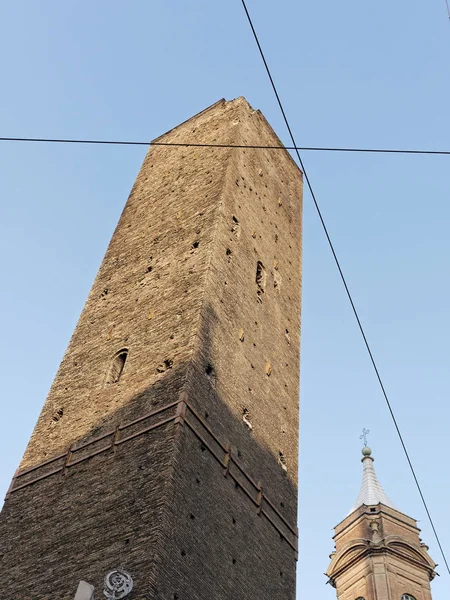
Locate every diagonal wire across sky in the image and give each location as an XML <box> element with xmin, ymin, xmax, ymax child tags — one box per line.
<box><xmin>239</xmin><ymin>0</ymin><xmax>450</xmax><ymax>577</ymax></box>
<box><xmin>2</xmin><ymin>136</ymin><xmax>450</xmax><ymax>156</ymax></box>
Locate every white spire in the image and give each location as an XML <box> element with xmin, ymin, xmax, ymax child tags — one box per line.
<box><xmin>349</xmin><ymin>446</ymin><xmax>397</xmax><ymax>513</ymax></box>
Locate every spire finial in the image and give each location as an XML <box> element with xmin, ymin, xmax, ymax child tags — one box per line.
<box><xmin>360</xmin><ymin>428</ymin><xmax>372</xmax><ymax>456</ymax></box>
<box><xmin>360</xmin><ymin>428</ymin><xmax>370</xmax><ymax>446</ymax></box>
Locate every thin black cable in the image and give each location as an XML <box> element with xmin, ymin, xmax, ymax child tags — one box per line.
<box><xmin>240</xmin><ymin>0</ymin><xmax>450</xmax><ymax>575</ymax></box>
<box><xmin>2</xmin><ymin>136</ymin><xmax>450</xmax><ymax>156</ymax></box>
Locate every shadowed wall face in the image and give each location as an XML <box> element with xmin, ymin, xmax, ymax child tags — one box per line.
<box><xmin>0</xmin><ymin>97</ymin><xmax>302</xmax><ymax>599</ymax></box>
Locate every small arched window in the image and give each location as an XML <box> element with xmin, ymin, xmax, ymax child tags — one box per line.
<box><xmin>356</xmin><ymin>597</ymin><xmax>365</xmax><ymax>600</ymax></box>
<box><xmin>401</xmin><ymin>595</ymin><xmax>417</xmax><ymax>600</ymax></box>
<box><xmin>105</xmin><ymin>349</ymin><xmax>128</xmax><ymax>385</ymax></box>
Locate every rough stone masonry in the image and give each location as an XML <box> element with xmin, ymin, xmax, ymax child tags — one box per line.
<box><xmin>0</xmin><ymin>97</ymin><xmax>303</xmax><ymax>599</ymax></box>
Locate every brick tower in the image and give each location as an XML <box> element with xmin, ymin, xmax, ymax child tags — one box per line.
<box><xmin>1</xmin><ymin>97</ymin><xmax>302</xmax><ymax>599</ymax></box>
<box><xmin>326</xmin><ymin>446</ymin><xmax>437</xmax><ymax>600</ymax></box>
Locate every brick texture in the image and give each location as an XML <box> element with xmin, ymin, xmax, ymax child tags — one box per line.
<box><xmin>0</xmin><ymin>97</ymin><xmax>302</xmax><ymax>599</ymax></box>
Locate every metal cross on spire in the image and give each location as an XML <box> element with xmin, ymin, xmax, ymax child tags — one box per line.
<box><xmin>360</xmin><ymin>428</ymin><xmax>370</xmax><ymax>447</ymax></box>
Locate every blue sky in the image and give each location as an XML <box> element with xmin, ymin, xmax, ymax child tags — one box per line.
<box><xmin>0</xmin><ymin>1</ymin><xmax>449</xmax><ymax>598</ymax></box>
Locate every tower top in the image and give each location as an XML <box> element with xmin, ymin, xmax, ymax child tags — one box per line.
<box><xmin>349</xmin><ymin>445</ymin><xmax>397</xmax><ymax>513</ymax></box>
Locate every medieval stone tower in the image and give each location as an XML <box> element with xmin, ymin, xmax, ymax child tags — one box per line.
<box><xmin>0</xmin><ymin>97</ymin><xmax>302</xmax><ymax>599</ymax></box>
<box><xmin>326</xmin><ymin>446</ymin><xmax>437</xmax><ymax>600</ymax></box>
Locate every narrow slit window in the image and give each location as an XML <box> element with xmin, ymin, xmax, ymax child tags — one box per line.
<box><xmin>106</xmin><ymin>349</ymin><xmax>128</xmax><ymax>385</ymax></box>
<box><xmin>256</xmin><ymin>261</ymin><xmax>266</xmax><ymax>302</ymax></box>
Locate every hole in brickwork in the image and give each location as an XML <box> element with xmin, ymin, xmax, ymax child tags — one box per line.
<box><xmin>125</xmin><ymin>538</ymin><xmax>130</xmax><ymax>545</ymax></box>
<box><xmin>256</xmin><ymin>261</ymin><xmax>266</xmax><ymax>302</ymax></box>
<box><xmin>226</xmin><ymin>248</ymin><xmax>232</xmax><ymax>261</ymax></box>
<box><xmin>200</xmin><ymin>443</ymin><xmax>206</xmax><ymax>452</ymax></box>
<box><xmin>190</xmin><ymin>514</ymin><xmax>196</xmax><ymax>520</ymax></box>
<box><xmin>52</xmin><ymin>407</ymin><xmax>64</xmax><ymax>422</ymax></box>
<box><xmin>280</xmin><ymin>502</ymin><xmax>285</xmax><ymax>508</ymax></box>
<box><xmin>278</xmin><ymin>451</ymin><xmax>288</xmax><ymax>473</ymax></box>
<box><xmin>242</xmin><ymin>408</ymin><xmax>252</xmax><ymax>431</ymax></box>
<box><xmin>274</xmin><ymin>271</ymin><xmax>281</xmax><ymax>291</ymax></box>
<box><xmin>205</xmin><ymin>363</ymin><xmax>216</xmax><ymax>387</ymax></box>
<box><xmin>105</xmin><ymin>349</ymin><xmax>128</xmax><ymax>385</ymax></box>
<box><xmin>100</xmin><ymin>288</ymin><xmax>109</xmax><ymax>298</ymax></box>
<box><xmin>204</xmin><ymin>412</ymin><xmax>209</xmax><ymax>419</ymax></box>
<box><xmin>191</xmin><ymin>240</ymin><xmax>200</xmax><ymax>251</ymax></box>
<box><xmin>232</xmin><ymin>517</ymin><xmax>236</xmax><ymax>524</ymax></box>
<box><xmin>234</xmin><ymin>481</ymin><xmax>239</xmax><ymax>489</ymax></box>
<box><xmin>181</xmin><ymin>550</ymin><xmax>186</xmax><ymax>556</ymax></box>
<box><xmin>174</xmin><ymin>595</ymin><xmax>179</xmax><ymax>600</ymax></box>
<box><xmin>232</xmin><ymin>558</ymin><xmax>236</xmax><ymax>565</ymax></box>
<box><xmin>237</xmin><ymin>449</ymin><xmax>242</xmax><ymax>458</ymax></box>
<box><xmin>156</xmin><ymin>359</ymin><xmax>173</xmax><ymax>373</ymax></box>
<box><xmin>231</xmin><ymin>215</ymin><xmax>241</xmax><ymax>237</ymax></box>
<box><xmin>285</xmin><ymin>329</ymin><xmax>291</xmax><ymax>344</ymax></box>
<box><xmin>146</xmin><ymin>256</ymin><xmax>153</xmax><ymax>272</ymax></box>
<box><xmin>280</xmin><ymin>571</ymin><xmax>284</xmax><ymax>577</ymax></box>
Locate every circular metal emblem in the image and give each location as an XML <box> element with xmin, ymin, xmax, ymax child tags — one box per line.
<box><xmin>103</xmin><ymin>569</ymin><xmax>133</xmax><ymax>599</ymax></box>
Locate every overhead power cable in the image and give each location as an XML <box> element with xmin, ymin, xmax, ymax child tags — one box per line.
<box><xmin>1</xmin><ymin>136</ymin><xmax>450</xmax><ymax>156</ymax></box>
<box><xmin>240</xmin><ymin>0</ymin><xmax>450</xmax><ymax>576</ymax></box>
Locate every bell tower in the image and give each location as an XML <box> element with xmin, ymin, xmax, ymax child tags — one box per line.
<box><xmin>326</xmin><ymin>445</ymin><xmax>437</xmax><ymax>600</ymax></box>
<box><xmin>0</xmin><ymin>97</ymin><xmax>302</xmax><ymax>599</ymax></box>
